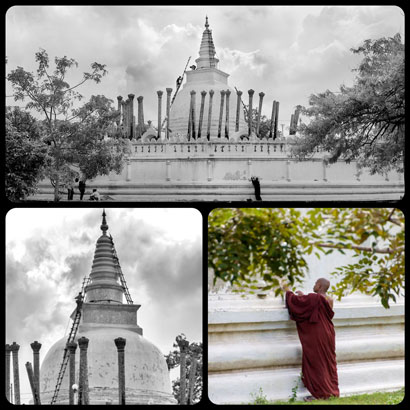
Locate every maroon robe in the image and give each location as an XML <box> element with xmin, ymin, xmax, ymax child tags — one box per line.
<box><xmin>286</xmin><ymin>291</ymin><xmax>339</xmax><ymax>399</ymax></box>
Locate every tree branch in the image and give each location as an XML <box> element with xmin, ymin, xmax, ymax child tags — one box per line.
<box><xmin>313</xmin><ymin>242</ymin><xmax>394</xmax><ymax>254</ymax></box>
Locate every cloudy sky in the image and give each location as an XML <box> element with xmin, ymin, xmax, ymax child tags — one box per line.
<box><xmin>6</xmin><ymin>208</ymin><xmax>202</xmax><ymax>403</ymax></box>
<box><xmin>6</xmin><ymin>5</ymin><xmax>404</xmax><ymax>131</ymax></box>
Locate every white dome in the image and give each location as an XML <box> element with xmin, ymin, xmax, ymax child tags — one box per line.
<box><xmin>40</xmin><ymin>327</ymin><xmax>175</xmax><ymax>404</ymax></box>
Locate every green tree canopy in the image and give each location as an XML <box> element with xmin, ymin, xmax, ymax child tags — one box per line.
<box><xmin>208</xmin><ymin>208</ymin><xmax>404</xmax><ymax>308</ymax></box>
<box><xmin>6</xmin><ymin>106</ymin><xmax>48</xmax><ymax>201</ymax></box>
<box><xmin>7</xmin><ymin>49</ymin><xmax>129</xmax><ymax>201</ymax></box>
<box><xmin>291</xmin><ymin>34</ymin><xmax>404</xmax><ymax>174</ymax></box>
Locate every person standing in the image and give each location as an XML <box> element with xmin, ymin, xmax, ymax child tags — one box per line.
<box><xmin>76</xmin><ymin>178</ymin><xmax>86</xmax><ymax>200</ymax></box>
<box><xmin>282</xmin><ymin>278</ymin><xmax>339</xmax><ymax>401</ymax></box>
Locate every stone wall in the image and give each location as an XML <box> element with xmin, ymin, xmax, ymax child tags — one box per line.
<box><xmin>208</xmin><ymin>293</ymin><xmax>404</xmax><ymax>404</ymax></box>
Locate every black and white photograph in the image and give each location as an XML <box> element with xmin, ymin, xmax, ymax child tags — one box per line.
<box><xmin>5</xmin><ymin>5</ymin><xmax>404</xmax><ymax>202</ymax></box>
<box><xmin>5</xmin><ymin>208</ymin><xmax>202</xmax><ymax>404</ymax></box>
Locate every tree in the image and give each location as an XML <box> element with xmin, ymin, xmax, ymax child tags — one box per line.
<box><xmin>6</xmin><ymin>106</ymin><xmax>48</xmax><ymax>201</ymax></box>
<box><xmin>208</xmin><ymin>208</ymin><xmax>404</xmax><ymax>308</ymax></box>
<box><xmin>243</xmin><ymin>106</ymin><xmax>278</xmax><ymax>139</ymax></box>
<box><xmin>7</xmin><ymin>49</ymin><xmax>129</xmax><ymax>201</ymax></box>
<box><xmin>164</xmin><ymin>334</ymin><xmax>203</xmax><ymax>404</ymax></box>
<box><xmin>291</xmin><ymin>34</ymin><xmax>404</xmax><ymax>174</ymax></box>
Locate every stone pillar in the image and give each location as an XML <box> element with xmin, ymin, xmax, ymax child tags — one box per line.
<box><xmin>166</xmin><ymin>160</ymin><xmax>171</xmax><ymax>181</ymax></box>
<box><xmin>67</xmin><ymin>342</ymin><xmax>77</xmax><ymax>405</ymax></box>
<box><xmin>217</xmin><ymin>90</ymin><xmax>226</xmax><ymax>138</ymax></box>
<box><xmin>166</xmin><ymin>88</ymin><xmax>172</xmax><ymax>140</ymax></box>
<box><xmin>116</xmin><ymin>96</ymin><xmax>123</xmax><ymax>126</ymax></box>
<box><xmin>187</xmin><ymin>357</ymin><xmax>198</xmax><ymax>405</ymax></box>
<box><xmin>10</xmin><ymin>342</ymin><xmax>20</xmax><ymax>405</ymax></box>
<box><xmin>114</xmin><ymin>338</ymin><xmax>126</xmax><ymax>405</ymax></box>
<box><xmin>30</xmin><ymin>341</ymin><xmax>41</xmax><ymax>402</ymax></box>
<box><xmin>157</xmin><ymin>91</ymin><xmax>163</xmax><ymax>140</ymax></box>
<box><xmin>78</xmin><ymin>337</ymin><xmax>89</xmax><ymax>405</ymax></box>
<box><xmin>137</xmin><ymin>96</ymin><xmax>144</xmax><ymax>138</ymax></box>
<box><xmin>322</xmin><ymin>159</ymin><xmax>328</xmax><ymax>182</ymax></box>
<box><xmin>128</xmin><ymin>94</ymin><xmax>135</xmax><ymax>139</ymax></box>
<box><xmin>256</xmin><ymin>92</ymin><xmax>265</xmax><ymax>138</ymax></box>
<box><xmin>26</xmin><ymin>362</ymin><xmax>40</xmax><ymax>405</ymax></box>
<box><xmin>121</xmin><ymin>100</ymin><xmax>126</xmax><ymax>135</ymax></box>
<box><xmin>187</xmin><ymin>91</ymin><xmax>194</xmax><ymax>141</ymax></box>
<box><xmin>274</xmin><ymin>101</ymin><xmax>280</xmax><ymax>139</ymax></box>
<box><xmin>207</xmin><ymin>90</ymin><xmax>214</xmax><ymax>140</ymax></box>
<box><xmin>207</xmin><ymin>159</ymin><xmax>213</xmax><ymax>181</ymax></box>
<box><xmin>286</xmin><ymin>160</ymin><xmax>291</xmax><ymax>182</ymax></box>
<box><xmin>179</xmin><ymin>341</ymin><xmax>189</xmax><ymax>405</ymax></box>
<box><xmin>198</xmin><ymin>90</ymin><xmax>207</xmax><ymax>139</ymax></box>
<box><xmin>225</xmin><ymin>89</ymin><xmax>231</xmax><ymax>139</ymax></box>
<box><xmin>124</xmin><ymin>99</ymin><xmax>130</xmax><ymax>138</ymax></box>
<box><xmin>5</xmin><ymin>344</ymin><xmax>11</xmax><ymax>402</ymax></box>
<box><xmin>247</xmin><ymin>89</ymin><xmax>254</xmax><ymax>137</ymax></box>
<box><xmin>190</xmin><ymin>90</ymin><xmax>197</xmax><ymax>140</ymax></box>
<box><xmin>235</xmin><ymin>90</ymin><xmax>242</xmax><ymax>132</ymax></box>
<box><xmin>269</xmin><ymin>100</ymin><xmax>277</xmax><ymax>139</ymax></box>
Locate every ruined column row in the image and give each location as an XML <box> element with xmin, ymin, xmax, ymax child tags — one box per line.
<box><xmin>117</xmin><ymin>88</ymin><xmax>280</xmax><ymax>141</ymax></box>
<box><xmin>5</xmin><ymin>337</ymin><xmax>127</xmax><ymax>405</ymax></box>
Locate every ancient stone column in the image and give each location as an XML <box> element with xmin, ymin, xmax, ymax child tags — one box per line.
<box><xmin>187</xmin><ymin>91</ymin><xmax>194</xmax><ymax>141</ymax></box>
<box><xmin>198</xmin><ymin>90</ymin><xmax>207</xmax><ymax>139</ymax></box>
<box><xmin>290</xmin><ymin>113</ymin><xmax>295</xmax><ymax>135</ymax></box>
<box><xmin>5</xmin><ymin>344</ymin><xmax>11</xmax><ymax>402</ymax></box>
<box><xmin>269</xmin><ymin>100</ymin><xmax>277</xmax><ymax>139</ymax></box>
<box><xmin>179</xmin><ymin>341</ymin><xmax>189</xmax><ymax>405</ymax></box>
<box><xmin>217</xmin><ymin>90</ymin><xmax>226</xmax><ymax>138</ymax></box>
<box><xmin>256</xmin><ymin>92</ymin><xmax>265</xmax><ymax>138</ymax></box>
<box><xmin>67</xmin><ymin>342</ymin><xmax>77</xmax><ymax>405</ymax></box>
<box><xmin>116</xmin><ymin>96</ymin><xmax>123</xmax><ymax>126</ymax></box>
<box><xmin>206</xmin><ymin>90</ymin><xmax>214</xmax><ymax>140</ymax></box>
<box><xmin>121</xmin><ymin>100</ymin><xmax>126</xmax><ymax>135</ymax></box>
<box><xmin>247</xmin><ymin>89</ymin><xmax>254</xmax><ymax>137</ymax></box>
<box><xmin>235</xmin><ymin>90</ymin><xmax>242</xmax><ymax>132</ymax></box>
<box><xmin>124</xmin><ymin>99</ymin><xmax>130</xmax><ymax>138</ymax></box>
<box><xmin>274</xmin><ymin>101</ymin><xmax>280</xmax><ymax>139</ymax></box>
<box><xmin>137</xmin><ymin>96</ymin><xmax>145</xmax><ymax>138</ymax></box>
<box><xmin>166</xmin><ymin>88</ymin><xmax>172</xmax><ymax>140</ymax></box>
<box><xmin>78</xmin><ymin>337</ymin><xmax>90</xmax><ymax>405</ymax></box>
<box><xmin>225</xmin><ymin>89</ymin><xmax>231</xmax><ymax>139</ymax></box>
<box><xmin>10</xmin><ymin>342</ymin><xmax>20</xmax><ymax>405</ymax></box>
<box><xmin>157</xmin><ymin>91</ymin><xmax>163</xmax><ymax>140</ymax></box>
<box><xmin>30</xmin><ymin>341</ymin><xmax>41</xmax><ymax>402</ymax></box>
<box><xmin>190</xmin><ymin>90</ymin><xmax>197</xmax><ymax>140</ymax></box>
<box><xmin>114</xmin><ymin>338</ymin><xmax>127</xmax><ymax>405</ymax></box>
<box><xmin>128</xmin><ymin>94</ymin><xmax>135</xmax><ymax>139</ymax></box>
<box><xmin>26</xmin><ymin>362</ymin><xmax>40</xmax><ymax>405</ymax></box>
<box><xmin>187</xmin><ymin>357</ymin><xmax>198</xmax><ymax>405</ymax></box>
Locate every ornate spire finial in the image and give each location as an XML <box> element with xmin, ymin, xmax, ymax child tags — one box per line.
<box><xmin>100</xmin><ymin>209</ymin><xmax>108</xmax><ymax>235</ymax></box>
<box><xmin>205</xmin><ymin>15</ymin><xmax>209</xmax><ymax>29</ymax></box>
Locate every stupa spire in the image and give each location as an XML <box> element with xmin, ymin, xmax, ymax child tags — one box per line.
<box><xmin>195</xmin><ymin>16</ymin><xmax>219</xmax><ymax>69</ymax></box>
<box><xmin>100</xmin><ymin>208</ymin><xmax>108</xmax><ymax>235</ymax></box>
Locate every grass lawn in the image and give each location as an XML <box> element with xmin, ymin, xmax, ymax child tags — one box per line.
<box><xmin>250</xmin><ymin>388</ymin><xmax>404</xmax><ymax>405</ymax></box>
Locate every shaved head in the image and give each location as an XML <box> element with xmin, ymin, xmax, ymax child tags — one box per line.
<box><xmin>313</xmin><ymin>278</ymin><xmax>330</xmax><ymax>293</ymax></box>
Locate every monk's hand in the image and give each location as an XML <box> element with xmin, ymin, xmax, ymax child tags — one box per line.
<box><xmin>279</xmin><ymin>279</ymin><xmax>290</xmax><ymax>292</ymax></box>
<box><xmin>295</xmin><ymin>290</ymin><xmax>304</xmax><ymax>296</ymax></box>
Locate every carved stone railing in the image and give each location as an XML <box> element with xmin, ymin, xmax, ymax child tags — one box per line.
<box><xmin>130</xmin><ymin>140</ymin><xmax>322</xmax><ymax>158</ymax></box>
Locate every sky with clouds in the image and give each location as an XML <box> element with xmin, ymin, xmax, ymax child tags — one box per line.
<box><xmin>6</xmin><ymin>5</ymin><xmax>404</xmax><ymax>131</ymax></box>
<box><xmin>6</xmin><ymin>208</ymin><xmax>202</xmax><ymax>403</ymax></box>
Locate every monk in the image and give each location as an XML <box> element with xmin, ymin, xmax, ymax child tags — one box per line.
<box><xmin>282</xmin><ymin>278</ymin><xmax>339</xmax><ymax>401</ymax></box>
